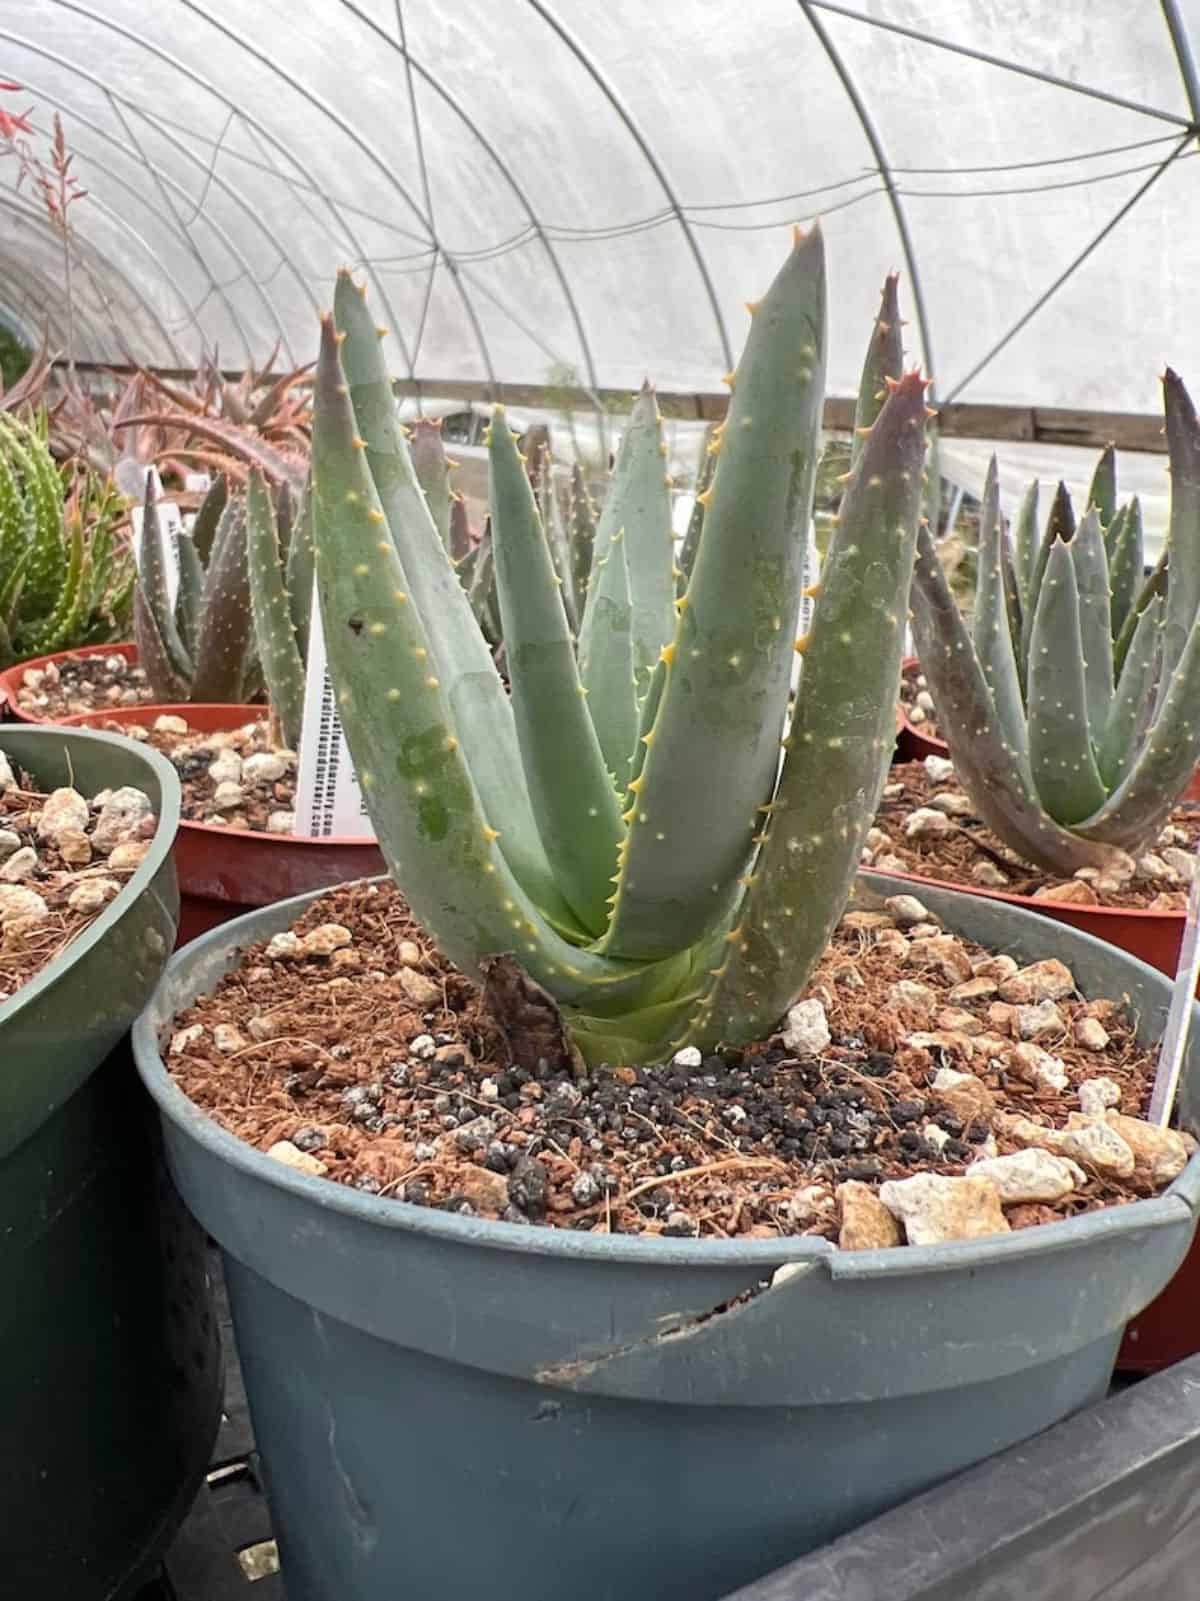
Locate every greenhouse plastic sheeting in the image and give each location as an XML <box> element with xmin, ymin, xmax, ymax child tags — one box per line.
<box><xmin>2</xmin><ymin>1</ymin><xmax>1199</xmax><ymax>414</ymax></box>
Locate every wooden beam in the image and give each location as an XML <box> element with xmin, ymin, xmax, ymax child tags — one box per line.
<box><xmin>52</xmin><ymin>361</ymin><xmax>1168</xmax><ymax>455</ymax></box>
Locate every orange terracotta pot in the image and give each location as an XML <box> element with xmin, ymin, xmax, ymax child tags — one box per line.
<box><xmin>862</xmin><ymin>850</ymin><xmax>1200</xmax><ymax>1374</ymax></box>
<box><xmin>61</xmin><ymin>703</ymin><xmax>386</xmax><ymax>946</ymax></box>
<box><xmin>0</xmin><ymin>641</ymin><xmax>141</xmax><ymax>724</ymax></box>
<box><xmin>894</xmin><ymin>655</ymin><xmax>949</xmax><ymax>764</ymax></box>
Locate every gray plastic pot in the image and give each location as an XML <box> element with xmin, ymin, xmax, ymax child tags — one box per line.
<box><xmin>1</xmin><ymin>726</ymin><xmax>221</xmax><ymax>1596</ymax></box>
<box><xmin>133</xmin><ymin>874</ymin><xmax>1200</xmax><ymax>1601</ymax></box>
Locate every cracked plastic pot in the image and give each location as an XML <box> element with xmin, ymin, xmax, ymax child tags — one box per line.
<box><xmin>131</xmin><ymin>873</ymin><xmax>1200</xmax><ymax>1601</ymax></box>
<box><xmin>1</xmin><ymin>725</ymin><xmax>221</xmax><ymax>1597</ymax></box>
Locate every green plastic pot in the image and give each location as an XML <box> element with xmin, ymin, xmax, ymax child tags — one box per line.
<box><xmin>135</xmin><ymin>875</ymin><xmax>1200</xmax><ymax>1601</ymax></box>
<box><xmin>0</xmin><ymin>726</ymin><xmax>222</xmax><ymax>1597</ymax></box>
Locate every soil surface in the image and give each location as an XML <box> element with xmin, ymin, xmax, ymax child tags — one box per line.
<box><xmin>163</xmin><ymin>878</ymin><xmax>1191</xmax><ymax>1247</ymax></box>
<box><xmin>870</xmin><ymin>762</ymin><xmax>1200</xmax><ymax>911</ymax></box>
<box><xmin>0</xmin><ymin>764</ymin><xmax>157</xmax><ymax>1003</ymax></box>
<box><xmin>85</xmin><ymin>714</ymin><xmax>297</xmax><ymax>834</ymax></box>
<box><xmin>898</xmin><ymin>660</ymin><xmax>944</xmax><ymax>745</ymax></box>
<box><xmin>11</xmin><ymin>652</ymin><xmax>156</xmax><ymax>720</ymax></box>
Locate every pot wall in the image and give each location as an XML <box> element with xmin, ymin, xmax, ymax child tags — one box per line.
<box><xmin>134</xmin><ymin>875</ymin><xmax>1200</xmax><ymax>1601</ymax></box>
<box><xmin>0</xmin><ymin>727</ymin><xmax>221</xmax><ymax>1594</ymax></box>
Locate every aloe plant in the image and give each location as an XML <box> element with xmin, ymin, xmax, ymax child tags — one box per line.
<box><xmin>246</xmin><ymin>467</ymin><xmax>313</xmax><ymax>747</ymax></box>
<box><xmin>910</xmin><ymin>371</ymin><xmax>1200</xmax><ymax>876</ymax></box>
<box><xmin>133</xmin><ymin>473</ymin><xmax>259</xmax><ymax>704</ymax></box>
<box><xmin>0</xmin><ymin>412</ymin><xmax>133</xmax><ymax>667</ymax></box>
<box><xmin>311</xmin><ymin>231</ymin><xmax>928</xmax><ymax>1066</ymax></box>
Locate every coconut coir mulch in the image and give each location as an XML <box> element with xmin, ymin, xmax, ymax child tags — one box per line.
<box><xmin>164</xmin><ymin>878</ymin><xmax>1179</xmax><ymax>1242</ymax></box>
<box><xmin>872</xmin><ymin>762</ymin><xmax>1200</xmax><ymax>911</ymax></box>
<box><xmin>86</xmin><ymin>715</ymin><xmax>297</xmax><ymax>835</ymax></box>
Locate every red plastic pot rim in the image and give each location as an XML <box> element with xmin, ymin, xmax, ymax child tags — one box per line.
<box><xmin>897</xmin><ymin>654</ymin><xmax>950</xmax><ymax>758</ymax></box>
<box><xmin>60</xmin><ymin>701</ymin><xmax>379</xmax><ymax>851</ymax></box>
<box><xmin>862</xmin><ymin>862</ymin><xmax>1186</xmax><ymax>928</ymax></box>
<box><xmin>0</xmin><ymin>641</ymin><xmax>141</xmax><ymax>725</ymax></box>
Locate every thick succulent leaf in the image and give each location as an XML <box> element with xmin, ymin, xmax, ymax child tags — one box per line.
<box><xmin>568</xmin><ymin>462</ymin><xmax>597</xmax><ymax>618</ymax></box>
<box><xmin>601</xmin><ymin>227</ymin><xmax>827</xmax><ymax>961</ymax></box>
<box><xmin>1088</xmin><ymin>443</ymin><xmax>1117</xmax><ymax>530</ymax></box>
<box><xmin>466</xmin><ymin>523</ymin><xmax>498</xmax><ymax>642</ymax></box>
<box><xmin>1078</xmin><ymin>600</ymin><xmax>1200</xmax><ymax>850</ymax></box>
<box><xmin>1069</xmin><ymin>507</ymin><xmax>1114</xmax><ymax>736</ymax></box>
<box><xmin>189</xmin><ymin>474</ymin><xmax>228</xmax><ymax>567</ymax></box>
<box><xmin>850</xmin><ymin>273</ymin><xmax>903</xmax><ymax>473</ymax></box>
<box><xmin>135</xmin><ymin>476</ymin><xmax>193</xmax><ymax>685</ymax></box>
<box><xmin>910</xmin><ymin>523</ymin><xmax>1114</xmax><ymax>875</ymax></box>
<box><xmin>286</xmin><ymin>474</ymin><xmax>315</xmax><ymax>662</ymax></box>
<box><xmin>676</xmin><ymin>437</ymin><xmax>714</xmax><ymax>597</ymax></box>
<box><xmin>1114</xmin><ymin>546</ymin><xmax>1166</xmax><ymax>679</ymax></box>
<box><xmin>120</xmin><ymin>412</ymin><xmax>308</xmax><ymax>488</ymax></box>
<box><xmin>410</xmin><ymin>418</ymin><xmax>451</xmax><ymax>551</ymax></box>
<box><xmin>687</xmin><ymin>371</ymin><xmax>928</xmax><ymax>1048</ymax></box>
<box><xmin>488</xmin><ymin>410</ymin><xmax>623</xmax><ymax>934</ymax></box>
<box><xmin>1160</xmin><ymin>368</ymin><xmax>1200</xmax><ymax>681</ymax></box>
<box><xmin>584</xmin><ymin>382</ymin><xmax>675</xmax><ymax>694</ymax></box>
<box><xmin>133</xmin><ymin>578</ymin><xmax>191</xmax><ymax>704</ymax></box>
<box><xmin>333</xmin><ymin>272</ymin><xmax>565</xmax><ymax>920</ymax></box>
<box><xmin>1106</xmin><ymin>501</ymin><xmax>1140</xmax><ymax>640</ymax></box>
<box><xmin>175</xmin><ymin>532</ymin><xmax>205</xmax><ymax>663</ymax></box>
<box><xmin>1</xmin><ymin>415</ymin><xmax>65</xmax><ymax>616</ymax></box>
<box><xmin>538</xmin><ymin>469</ymin><xmax>579</xmax><ymax>633</ymax></box>
<box><xmin>923</xmin><ymin>426</ymin><xmax>942</xmax><ymax>537</ymax></box>
<box><xmin>310</xmin><ymin>312</ymin><xmax>692</xmax><ymax>1008</ymax></box>
<box><xmin>579</xmin><ymin>529</ymin><xmax>638</xmax><ymax>791</ymax></box>
<box><xmin>247</xmin><ymin>469</ymin><xmax>306</xmax><ymax>748</ymax></box>
<box><xmin>1001</xmin><ymin>543</ymin><xmax>1023</xmax><ymax>678</ymax></box>
<box><xmin>190</xmin><ymin>497</ymin><xmax>256</xmax><ymax>703</ymax></box>
<box><xmin>1097</xmin><ymin>597</ymin><xmax>1161</xmax><ymax>790</ymax></box>
<box><xmin>0</xmin><ymin>448</ymin><xmax>24</xmax><ymax>578</ymax></box>
<box><xmin>30</xmin><ymin>515</ymin><xmax>87</xmax><ymax>655</ymax></box>
<box><xmin>1012</xmin><ymin>479</ymin><xmax>1040</xmax><ymax>627</ymax></box>
<box><xmin>1026</xmin><ymin>539</ymin><xmax>1108</xmax><ymax>825</ymax></box>
<box><xmin>972</xmin><ymin>456</ymin><xmax>1027</xmax><ymax>760</ymax></box>
<box><xmin>448</xmin><ymin>491</ymin><xmax>472</xmax><ymax>562</ymax></box>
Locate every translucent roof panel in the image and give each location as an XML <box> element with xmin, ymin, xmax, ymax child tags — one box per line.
<box><xmin>3</xmin><ymin>0</ymin><xmax>1199</xmax><ymax>418</ymax></box>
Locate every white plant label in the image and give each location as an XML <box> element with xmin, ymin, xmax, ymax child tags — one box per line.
<box><xmin>293</xmin><ymin>581</ymin><xmax>375</xmax><ymax>840</ymax></box>
<box><xmin>129</xmin><ymin>467</ymin><xmax>182</xmax><ymax>610</ymax></box>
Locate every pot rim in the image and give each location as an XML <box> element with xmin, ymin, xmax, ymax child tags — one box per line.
<box><xmin>61</xmin><ymin>703</ymin><xmax>380</xmax><ymax>852</ymax></box>
<box><xmin>863</xmin><ymin>862</ymin><xmax>1189</xmax><ymax>927</ymax></box>
<box><xmin>0</xmin><ymin>724</ymin><xmax>181</xmax><ymax>1026</ymax></box>
<box><xmin>132</xmin><ymin>872</ymin><xmax>1200</xmax><ymax>1279</ymax></box>
<box><xmin>0</xmin><ymin>640</ymin><xmax>141</xmax><ymax>724</ymax></box>
<box><xmin>897</xmin><ymin>654</ymin><xmax>949</xmax><ymax>755</ymax></box>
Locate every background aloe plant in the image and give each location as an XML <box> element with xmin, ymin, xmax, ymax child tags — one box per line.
<box><xmin>245</xmin><ymin>466</ymin><xmax>313</xmax><ymax>747</ymax></box>
<box><xmin>0</xmin><ymin>411</ymin><xmax>133</xmax><ymax>667</ymax></box>
<box><xmin>133</xmin><ymin>473</ymin><xmax>260</xmax><ymax>705</ymax></box>
<box><xmin>311</xmin><ymin>231</ymin><xmax>928</xmax><ymax>1066</ymax></box>
<box><xmin>910</xmin><ymin>372</ymin><xmax>1200</xmax><ymax>877</ymax></box>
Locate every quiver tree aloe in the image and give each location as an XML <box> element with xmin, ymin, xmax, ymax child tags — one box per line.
<box><xmin>312</xmin><ymin>229</ymin><xmax>929</xmax><ymax>1066</ymax></box>
<box><xmin>910</xmin><ymin>369</ymin><xmax>1200</xmax><ymax>878</ymax></box>
<box><xmin>0</xmin><ymin>413</ymin><xmax>133</xmax><ymax>666</ymax></box>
